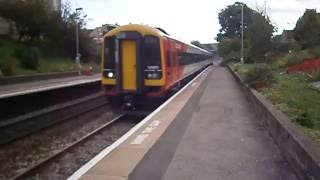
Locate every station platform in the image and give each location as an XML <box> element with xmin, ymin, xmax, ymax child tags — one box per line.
<box><xmin>69</xmin><ymin>67</ymin><xmax>298</xmax><ymax>180</ymax></box>
<box><xmin>0</xmin><ymin>74</ymin><xmax>100</xmax><ymax>99</ymax></box>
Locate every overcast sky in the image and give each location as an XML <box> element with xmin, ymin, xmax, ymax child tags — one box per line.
<box><xmin>64</xmin><ymin>0</ymin><xmax>320</xmax><ymax>43</ymax></box>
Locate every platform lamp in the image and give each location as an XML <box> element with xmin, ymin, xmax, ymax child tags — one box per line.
<box><xmin>75</xmin><ymin>7</ymin><xmax>83</xmax><ymax>60</ymax></box>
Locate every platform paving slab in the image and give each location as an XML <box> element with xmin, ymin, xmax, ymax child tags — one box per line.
<box><xmin>130</xmin><ymin>67</ymin><xmax>298</xmax><ymax>180</ymax></box>
<box><xmin>0</xmin><ymin>74</ymin><xmax>100</xmax><ymax>99</ymax></box>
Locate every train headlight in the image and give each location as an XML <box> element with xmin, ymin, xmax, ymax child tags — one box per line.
<box><xmin>147</xmin><ymin>72</ymin><xmax>160</xmax><ymax>79</ymax></box>
<box><xmin>152</xmin><ymin>73</ymin><xmax>159</xmax><ymax>79</ymax></box>
<box><xmin>147</xmin><ymin>73</ymin><xmax>153</xmax><ymax>78</ymax></box>
<box><xmin>107</xmin><ymin>72</ymin><xmax>114</xmax><ymax>78</ymax></box>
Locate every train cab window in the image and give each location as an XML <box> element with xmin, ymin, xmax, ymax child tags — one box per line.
<box><xmin>104</xmin><ymin>36</ymin><xmax>116</xmax><ymax>69</ymax></box>
<box><xmin>143</xmin><ymin>36</ymin><xmax>161</xmax><ymax>69</ymax></box>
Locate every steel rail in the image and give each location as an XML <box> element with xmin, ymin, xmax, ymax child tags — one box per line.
<box><xmin>10</xmin><ymin>114</ymin><xmax>125</xmax><ymax>180</ymax></box>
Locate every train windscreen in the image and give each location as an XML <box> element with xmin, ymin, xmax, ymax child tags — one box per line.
<box><xmin>143</xmin><ymin>36</ymin><xmax>161</xmax><ymax>70</ymax></box>
<box><xmin>104</xmin><ymin>36</ymin><xmax>116</xmax><ymax>69</ymax></box>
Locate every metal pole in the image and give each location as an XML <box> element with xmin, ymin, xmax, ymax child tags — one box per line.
<box><xmin>75</xmin><ymin>8</ymin><xmax>83</xmax><ymax>59</ymax></box>
<box><xmin>241</xmin><ymin>5</ymin><xmax>244</xmax><ymax>64</ymax></box>
<box><xmin>76</xmin><ymin>20</ymin><xmax>79</xmax><ymax>58</ymax></box>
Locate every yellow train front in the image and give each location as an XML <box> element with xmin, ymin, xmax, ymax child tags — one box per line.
<box><xmin>101</xmin><ymin>24</ymin><xmax>211</xmax><ymax>109</ymax></box>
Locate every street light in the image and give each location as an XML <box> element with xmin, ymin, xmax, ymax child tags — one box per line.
<box><xmin>241</xmin><ymin>4</ymin><xmax>244</xmax><ymax>64</ymax></box>
<box><xmin>75</xmin><ymin>8</ymin><xmax>83</xmax><ymax>60</ymax></box>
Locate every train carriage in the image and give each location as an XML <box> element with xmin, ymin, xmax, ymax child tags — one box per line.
<box><xmin>102</xmin><ymin>24</ymin><xmax>212</xmax><ymax>109</ymax></box>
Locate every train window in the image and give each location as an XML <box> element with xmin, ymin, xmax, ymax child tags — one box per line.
<box><xmin>143</xmin><ymin>36</ymin><xmax>161</xmax><ymax>69</ymax></box>
<box><xmin>104</xmin><ymin>36</ymin><xmax>116</xmax><ymax>69</ymax></box>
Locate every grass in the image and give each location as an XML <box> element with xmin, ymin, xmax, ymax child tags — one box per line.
<box><xmin>262</xmin><ymin>73</ymin><xmax>320</xmax><ymax>143</ymax></box>
<box><xmin>0</xmin><ymin>39</ymin><xmax>101</xmax><ymax>77</ymax></box>
<box><xmin>231</xmin><ymin>62</ymin><xmax>320</xmax><ymax>143</ymax></box>
<box><xmin>37</xmin><ymin>57</ymin><xmax>74</xmax><ymax>73</ymax></box>
<box><xmin>230</xmin><ymin>63</ymin><xmax>261</xmax><ymax>78</ymax></box>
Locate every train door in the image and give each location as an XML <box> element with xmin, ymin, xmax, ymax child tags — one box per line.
<box><xmin>120</xmin><ymin>40</ymin><xmax>137</xmax><ymax>91</ymax></box>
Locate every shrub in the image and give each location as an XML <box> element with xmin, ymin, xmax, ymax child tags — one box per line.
<box><xmin>271</xmin><ymin>56</ymin><xmax>289</xmax><ymax>70</ymax></box>
<box><xmin>295</xmin><ymin>111</ymin><xmax>314</xmax><ymax>128</ymax></box>
<box><xmin>220</xmin><ymin>51</ymin><xmax>240</xmax><ymax>66</ymax></box>
<box><xmin>310</xmin><ymin>69</ymin><xmax>320</xmax><ymax>82</ymax></box>
<box><xmin>0</xmin><ymin>58</ymin><xmax>18</xmax><ymax>76</ymax></box>
<box><xmin>286</xmin><ymin>50</ymin><xmax>314</xmax><ymax>67</ymax></box>
<box><xmin>16</xmin><ymin>47</ymin><xmax>40</xmax><ymax>70</ymax></box>
<box><xmin>244</xmin><ymin>64</ymin><xmax>274</xmax><ymax>89</ymax></box>
<box><xmin>310</xmin><ymin>46</ymin><xmax>320</xmax><ymax>58</ymax></box>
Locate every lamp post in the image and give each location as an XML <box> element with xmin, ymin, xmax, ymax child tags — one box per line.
<box><xmin>75</xmin><ymin>8</ymin><xmax>83</xmax><ymax>60</ymax></box>
<box><xmin>240</xmin><ymin>4</ymin><xmax>244</xmax><ymax>64</ymax></box>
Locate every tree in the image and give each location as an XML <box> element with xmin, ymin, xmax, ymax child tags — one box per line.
<box><xmin>217</xmin><ymin>38</ymin><xmax>241</xmax><ymax>57</ymax></box>
<box><xmin>0</xmin><ymin>0</ymin><xmax>92</xmax><ymax>58</ymax></box>
<box><xmin>0</xmin><ymin>0</ymin><xmax>52</xmax><ymax>42</ymax></box>
<box><xmin>216</xmin><ymin>2</ymin><xmax>275</xmax><ymax>63</ymax></box>
<box><xmin>60</xmin><ymin>2</ymin><xmax>92</xmax><ymax>58</ymax></box>
<box><xmin>294</xmin><ymin>9</ymin><xmax>320</xmax><ymax>48</ymax></box>
<box><xmin>246</xmin><ymin>12</ymin><xmax>274</xmax><ymax>62</ymax></box>
<box><xmin>216</xmin><ymin>2</ymin><xmax>254</xmax><ymax>42</ymax></box>
<box><xmin>191</xmin><ymin>40</ymin><xmax>202</xmax><ymax>48</ymax></box>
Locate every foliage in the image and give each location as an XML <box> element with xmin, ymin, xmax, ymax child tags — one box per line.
<box><xmin>37</xmin><ymin>57</ymin><xmax>73</xmax><ymax>73</ymax></box>
<box><xmin>310</xmin><ymin>69</ymin><xmax>320</xmax><ymax>82</ymax></box>
<box><xmin>220</xmin><ymin>51</ymin><xmax>240</xmax><ymax>65</ymax></box>
<box><xmin>286</xmin><ymin>50</ymin><xmax>314</xmax><ymax>66</ymax></box>
<box><xmin>263</xmin><ymin>73</ymin><xmax>320</xmax><ymax>131</ymax></box>
<box><xmin>16</xmin><ymin>47</ymin><xmax>40</xmax><ymax>70</ymax></box>
<box><xmin>0</xmin><ymin>37</ymin><xmax>98</xmax><ymax>76</ymax></box>
<box><xmin>218</xmin><ymin>38</ymin><xmax>241</xmax><ymax>57</ymax></box>
<box><xmin>270</xmin><ymin>56</ymin><xmax>288</xmax><ymax>70</ymax></box>
<box><xmin>0</xmin><ymin>0</ymin><xmax>92</xmax><ymax>59</ymax></box>
<box><xmin>246</xmin><ymin>12</ymin><xmax>274</xmax><ymax>62</ymax></box>
<box><xmin>216</xmin><ymin>2</ymin><xmax>254</xmax><ymax>42</ymax></box>
<box><xmin>243</xmin><ymin>64</ymin><xmax>274</xmax><ymax>89</ymax></box>
<box><xmin>0</xmin><ymin>58</ymin><xmax>18</xmax><ymax>76</ymax></box>
<box><xmin>60</xmin><ymin>2</ymin><xmax>92</xmax><ymax>58</ymax></box>
<box><xmin>294</xmin><ymin>9</ymin><xmax>320</xmax><ymax>49</ymax></box>
<box><xmin>217</xmin><ymin>2</ymin><xmax>275</xmax><ymax>64</ymax></box>
<box><xmin>310</xmin><ymin>46</ymin><xmax>320</xmax><ymax>58</ymax></box>
<box><xmin>0</xmin><ymin>0</ymin><xmax>57</xmax><ymax>42</ymax></box>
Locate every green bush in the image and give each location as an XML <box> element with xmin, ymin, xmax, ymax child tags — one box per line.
<box><xmin>244</xmin><ymin>64</ymin><xmax>274</xmax><ymax>89</ymax></box>
<box><xmin>310</xmin><ymin>46</ymin><xmax>320</xmax><ymax>58</ymax></box>
<box><xmin>0</xmin><ymin>58</ymin><xmax>18</xmax><ymax>76</ymax></box>
<box><xmin>310</xmin><ymin>70</ymin><xmax>320</xmax><ymax>82</ymax></box>
<box><xmin>16</xmin><ymin>47</ymin><xmax>40</xmax><ymax>70</ymax></box>
<box><xmin>221</xmin><ymin>51</ymin><xmax>240</xmax><ymax>66</ymax></box>
<box><xmin>286</xmin><ymin>50</ymin><xmax>314</xmax><ymax>66</ymax></box>
<box><xmin>295</xmin><ymin>111</ymin><xmax>314</xmax><ymax>128</ymax></box>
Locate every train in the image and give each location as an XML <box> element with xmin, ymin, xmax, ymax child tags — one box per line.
<box><xmin>101</xmin><ymin>24</ymin><xmax>212</xmax><ymax>109</ymax></box>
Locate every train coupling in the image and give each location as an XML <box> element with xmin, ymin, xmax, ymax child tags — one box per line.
<box><xmin>121</xmin><ymin>95</ymin><xmax>136</xmax><ymax>111</ymax></box>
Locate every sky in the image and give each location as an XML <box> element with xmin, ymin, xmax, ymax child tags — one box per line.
<box><xmin>63</xmin><ymin>0</ymin><xmax>320</xmax><ymax>43</ymax></box>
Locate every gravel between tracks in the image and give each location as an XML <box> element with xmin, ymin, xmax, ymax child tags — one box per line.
<box><xmin>0</xmin><ymin>105</ymin><xmax>121</xmax><ymax>179</ymax></box>
<box><xmin>28</xmin><ymin>119</ymin><xmax>136</xmax><ymax>179</ymax></box>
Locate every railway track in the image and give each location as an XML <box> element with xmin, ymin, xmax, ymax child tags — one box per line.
<box><xmin>0</xmin><ymin>66</ymin><xmax>208</xmax><ymax>180</ymax></box>
<box><xmin>9</xmin><ymin>115</ymin><xmax>136</xmax><ymax>180</ymax></box>
<box><xmin>0</xmin><ymin>92</ymin><xmax>108</xmax><ymax>145</ymax></box>
<box><xmin>0</xmin><ymin>111</ymin><xmax>141</xmax><ymax>180</ymax></box>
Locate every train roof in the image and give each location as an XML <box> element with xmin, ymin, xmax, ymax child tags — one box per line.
<box><xmin>105</xmin><ymin>24</ymin><xmax>212</xmax><ymax>56</ymax></box>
